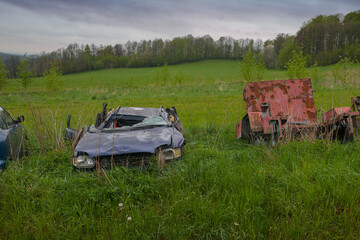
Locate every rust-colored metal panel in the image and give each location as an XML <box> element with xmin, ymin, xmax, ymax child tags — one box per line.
<box><xmin>243</xmin><ymin>79</ymin><xmax>317</xmax><ymax>124</ymax></box>
<box><xmin>236</xmin><ymin>78</ymin><xmax>360</xmax><ymax>145</ymax></box>
<box><xmin>248</xmin><ymin>112</ymin><xmax>263</xmax><ymax>132</ymax></box>
<box><xmin>322</xmin><ymin>107</ymin><xmax>351</xmax><ymax>124</ymax></box>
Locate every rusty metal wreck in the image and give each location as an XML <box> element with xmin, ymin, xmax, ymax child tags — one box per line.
<box><xmin>236</xmin><ymin>79</ymin><xmax>360</xmax><ymax>145</ymax></box>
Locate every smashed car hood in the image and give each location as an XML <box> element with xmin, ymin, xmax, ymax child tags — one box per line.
<box><xmin>74</xmin><ymin>126</ymin><xmax>184</xmax><ymax>158</ymax></box>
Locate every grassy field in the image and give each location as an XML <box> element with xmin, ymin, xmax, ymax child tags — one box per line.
<box><xmin>1</xmin><ymin>60</ymin><xmax>360</xmax><ymax>239</ymax></box>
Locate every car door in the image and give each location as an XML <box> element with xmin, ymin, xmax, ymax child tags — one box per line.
<box><xmin>0</xmin><ymin>107</ymin><xmax>24</xmax><ymax>159</ymax></box>
<box><xmin>0</xmin><ymin>116</ymin><xmax>10</xmax><ymax>167</ymax></box>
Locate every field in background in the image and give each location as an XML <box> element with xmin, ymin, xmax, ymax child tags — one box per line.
<box><xmin>1</xmin><ymin>60</ymin><xmax>360</xmax><ymax>239</ymax></box>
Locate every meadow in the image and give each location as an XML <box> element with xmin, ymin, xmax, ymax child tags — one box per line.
<box><xmin>1</xmin><ymin>60</ymin><xmax>360</xmax><ymax>239</ymax></box>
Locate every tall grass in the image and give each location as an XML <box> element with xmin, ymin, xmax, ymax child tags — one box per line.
<box><xmin>21</xmin><ymin>93</ymin><xmax>98</xmax><ymax>154</ymax></box>
<box><xmin>0</xmin><ymin>60</ymin><xmax>360</xmax><ymax>239</ymax></box>
<box><xmin>1</xmin><ymin>138</ymin><xmax>360</xmax><ymax>238</ymax></box>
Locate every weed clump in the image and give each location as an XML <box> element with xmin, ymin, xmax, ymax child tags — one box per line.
<box><xmin>44</xmin><ymin>64</ymin><xmax>63</xmax><ymax>92</ymax></box>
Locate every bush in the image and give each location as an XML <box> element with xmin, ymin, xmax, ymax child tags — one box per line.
<box><xmin>93</xmin><ymin>60</ymin><xmax>104</xmax><ymax>70</ymax></box>
<box><xmin>239</xmin><ymin>50</ymin><xmax>266</xmax><ymax>82</ymax></box>
<box><xmin>44</xmin><ymin>65</ymin><xmax>63</xmax><ymax>92</ymax></box>
<box><xmin>17</xmin><ymin>58</ymin><xmax>33</xmax><ymax>89</ymax></box>
<box><xmin>277</xmin><ymin>37</ymin><xmax>298</xmax><ymax>68</ymax></box>
<box><xmin>116</xmin><ymin>56</ymin><xmax>129</xmax><ymax>68</ymax></box>
<box><xmin>344</xmin><ymin>43</ymin><xmax>360</xmax><ymax>62</ymax></box>
<box><xmin>285</xmin><ymin>50</ymin><xmax>307</xmax><ymax>79</ymax></box>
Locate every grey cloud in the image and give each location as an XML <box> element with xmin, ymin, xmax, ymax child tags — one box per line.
<box><xmin>2</xmin><ymin>0</ymin><xmax>358</xmax><ymax>29</ymax></box>
<box><xmin>0</xmin><ymin>0</ymin><xmax>359</xmax><ymax>54</ymax></box>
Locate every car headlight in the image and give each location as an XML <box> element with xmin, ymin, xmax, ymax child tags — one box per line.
<box><xmin>161</xmin><ymin>148</ymin><xmax>182</xmax><ymax>160</ymax></box>
<box><xmin>73</xmin><ymin>155</ymin><xmax>95</xmax><ymax>169</ymax></box>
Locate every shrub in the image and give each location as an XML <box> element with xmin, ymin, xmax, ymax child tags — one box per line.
<box><xmin>285</xmin><ymin>50</ymin><xmax>307</xmax><ymax>79</ymax></box>
<box><xmin>239</xmin><ymin>50</ymin><xmax>266</xmax><ymax>82</ymax></box>
<box><xmin>44</xmin><ymin>65</ymin><xmax>63</xmax><ymax>92</ymax></box>
<box><xmin>17</xmin><ymin>58</ymin><xmax>33</xmax><ymax>89</ymax></box>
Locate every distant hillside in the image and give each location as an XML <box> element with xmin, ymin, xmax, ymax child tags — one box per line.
<box><xmin>0</xmin><ymin>52</ymin><xmax>22</xmax><ymax>63</ymax></box>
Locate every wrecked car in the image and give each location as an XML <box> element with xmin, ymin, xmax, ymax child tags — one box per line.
<box><xmin>65</xmin><ymin>103</ymin><xmax>185</xmax><ymax>170</ymax></box>
<box><xmin>0</xmin><ymin>106</ymin><xmax>25</xmax><ymax>169</ymax></box>
<box><xmin>235</xmin><ymin>79</ymin><xmax>360</xmax><ymax>145</ymax></box>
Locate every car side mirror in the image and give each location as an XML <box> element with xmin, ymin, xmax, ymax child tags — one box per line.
<box><xmin>15</xmin><ymin>115</ymin><xmax>25</xmax><ymax>124</ymax></box>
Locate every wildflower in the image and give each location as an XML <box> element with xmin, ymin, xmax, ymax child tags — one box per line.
<box><xmin>119</xmin><ymin>203</ymin><xmax>123</xmax><ymax>208</ymax></box>
<box><xmin>127</xmin><ymin>216</ymin><xmax>132</xmax><ymax>221</ymax></box>
<box><xmin>234</xmin><ymin>222</ymin><xmax>239</xmax><ymax>226</ymax></box>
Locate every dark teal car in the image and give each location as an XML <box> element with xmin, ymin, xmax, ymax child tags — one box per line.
<box><xmin>0</xmin><ymin>106</ymin><xmax>25</xmax><ymax>170</ymax></box>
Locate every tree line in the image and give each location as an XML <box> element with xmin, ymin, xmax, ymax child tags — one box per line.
<box><xmin>2</xmin><ymin>9</ymin><xmax>360</xmax><ymax>78</ymax></box>
<box><xmin>3</xmin><ymin>36</ymin><xmax>263</xmax><ymax>77</ymax></box>
<box><xmin>297</xmin><ymin>10</ymin><xmax>360</xmax><ymax>65</ymax></box>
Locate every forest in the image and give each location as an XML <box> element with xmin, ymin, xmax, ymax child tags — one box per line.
<box><xmin>1</xmin><ymin>9</ymin><xmax>360</xmax><ymax>78</ymax></box>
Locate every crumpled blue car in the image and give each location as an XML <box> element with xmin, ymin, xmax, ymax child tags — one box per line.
<box><xmin>0</xmin><ymin>106</ymin><xmax>25</xmax><ymax>169</ymax></box>
<box><xmin>65</xmin><ymin>103</ymin><xmax>185</xmax><ymax>170</ymax></box>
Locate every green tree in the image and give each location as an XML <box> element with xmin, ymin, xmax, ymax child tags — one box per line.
<box><xmin>17</xmin><ymin>58</ymin><xmax>33</xmax><ymax>89</ymax></box>
<box><xmin>296</xmin><ymin>12</ymin><xmax>360</xmax><ymax>64</ymax></box>
<box><xmin>277</xmin><ymin>36</ymin><xmax>298</xmax><ymax>68</ymax></box>
<box><xmin>344</xmin><ymin>10</ymin><xmax>360</xmax><ymax>23</ymax></box>
<box><xmin>273</xmin><ymin>33</ymin><xmax>290</xmax><ymax>56</ymax></box>
<box><xmin>239</xmin><ymin>49</ymin><xmax>266</xmax><ymax>82</ymax></box>
<box><xmin>44</xmin><ymin>64</ymin><xmax>63</xmax><ymax>92</ymax></box>
<box><xmin>262</xmin><ymin>42</ymin><xmax>276</xmax><ymax>68</ymax></box>
<box><xmin>285</xmin><ymin>50</ymin><xmax>307</xmax><ymax>79</ymax></box>
<box><xmin>0</xmin><ymin>57</ymin><xmax>8</xmax><ymax>90</ymax></box>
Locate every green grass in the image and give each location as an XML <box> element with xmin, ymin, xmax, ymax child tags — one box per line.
<box><xmin>1</xmin><ymin>60</ymin><xmax>360</xmax><ymax>239</ymax></box>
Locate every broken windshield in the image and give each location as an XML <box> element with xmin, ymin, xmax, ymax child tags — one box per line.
<box><xmin>90</xmin><ymin>116</ymin><xmax>169</xmax><ymax>132</ymax></box>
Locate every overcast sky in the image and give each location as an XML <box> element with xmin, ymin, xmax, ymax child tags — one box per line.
<box><xmin>0</xmin><ymin>0</ymin><xmax>359</xmax><ymax>54</ymax></box>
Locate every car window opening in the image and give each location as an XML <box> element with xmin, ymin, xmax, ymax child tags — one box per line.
<box><xmin>105</xmin><ymin>115</ymin><xmax>146</xmax><ymax>128</ymax></box>
<box><xmin>102</xmin><ymin>115</ymin><xmax>169</xmax><ymax>131</ymax></box>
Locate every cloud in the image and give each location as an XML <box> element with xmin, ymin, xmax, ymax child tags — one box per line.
<box><xmin>0</xmin><ymin>0</ymin><xmax>359</xmax><ymax>54</ymax></box>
